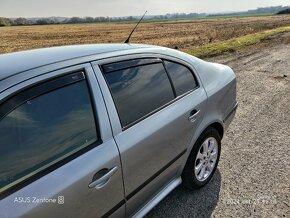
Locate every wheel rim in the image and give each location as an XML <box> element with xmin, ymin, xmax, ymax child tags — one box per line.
<box><xmin>194</xmin><ymin>137</ymin><xmax>218</xmax><ymax>182</ymax></box>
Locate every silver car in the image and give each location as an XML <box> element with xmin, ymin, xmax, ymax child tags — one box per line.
<box><xmin>0</xmin><ymin>44</ymin><xmax>238</xmax><ymax>217</ymax></box>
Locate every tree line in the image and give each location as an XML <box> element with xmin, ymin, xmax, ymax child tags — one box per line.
<box><xmin>0</xmin><ymin>13</ymin><xmax>207</xmax><ymax>27</ymax></box>
<box><xmin>0</xmin><ymin>16</ymin><xmax>138</xmax><ymax>27</ymax></box>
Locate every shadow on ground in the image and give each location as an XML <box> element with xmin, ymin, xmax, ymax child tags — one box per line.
<box><xmin>146</xmin><ymin>169</ymin><xmax>221</xmax><ymax>218</ymax></box>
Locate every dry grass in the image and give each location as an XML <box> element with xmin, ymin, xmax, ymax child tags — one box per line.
<box><xmin>0</xmin><ymin>15</ymin><xmax>290</xmax><ymax>55</ymax></box>
<box><xmin>186</xmin><ymin>26</ymin><xmax>290</xmax><ymax>57</ymax></box>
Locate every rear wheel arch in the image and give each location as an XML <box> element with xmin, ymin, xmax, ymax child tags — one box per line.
<box><xmin>186</xmin><ymin>121</ymin><xmax>224</xmax><ymax>157</ymax></box>
<box><xmin>208</xmin><ymin>122</ymin><xmax>224</xmax><ymax>139</ymax></box>
<box><xmin>182</xmin><ymin>121</ymin><xmax>224</xmax><ymax>172</ymax></box>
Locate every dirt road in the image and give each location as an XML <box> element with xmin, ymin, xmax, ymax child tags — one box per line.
<box><xmin>147</xmin><ymin>32</ymin><xmax>290</xmax><ymax>217</ymax></box>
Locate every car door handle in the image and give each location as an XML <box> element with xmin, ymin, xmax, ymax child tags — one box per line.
<box><xmin>88</xmin><ymin>166</ymin><xmax>118</xmax><ymax>189</ymax></box>
<box><xmin>188</xmin><ymin>109</ymin><xmax>200</xmax><ymax>123</ymax></box>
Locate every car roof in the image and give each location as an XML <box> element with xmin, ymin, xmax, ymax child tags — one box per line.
<box><xmin>0</xmin><ymin>43</ymin><xmax>158</xmax><ymax>81</ymax></box>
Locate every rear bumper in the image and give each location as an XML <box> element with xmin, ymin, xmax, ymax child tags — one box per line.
<box><xmin>223</xmin><ymin>101</ymin><xmax>238</xmax><ymax>130</ymax></box>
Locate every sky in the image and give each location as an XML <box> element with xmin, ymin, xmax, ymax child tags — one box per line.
<box><xmin>0</xmin><ymin>0</ymin><xmax>289</xmax><ymax>18</ymax></box>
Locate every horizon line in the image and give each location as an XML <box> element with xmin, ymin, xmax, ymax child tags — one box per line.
<box><xmin>4</xmin><ymin>5</ymin><xmax>289</xmax><ymax>19</ymax></box>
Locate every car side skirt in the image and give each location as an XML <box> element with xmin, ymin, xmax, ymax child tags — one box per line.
<box><xmin>132</xmin><ymin>177</ymin><xmax>182</xmax><ymax>218</ymax></box>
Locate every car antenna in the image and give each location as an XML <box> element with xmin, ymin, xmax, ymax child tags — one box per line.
<box><xmin>124</xmin><ymin>11</ymin><xmax>147</xmax><ymax>43</ymax></box>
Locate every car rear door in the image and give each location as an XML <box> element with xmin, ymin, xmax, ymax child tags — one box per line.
<box><xmin>92</xmin><ymin>55</ymin><xmax>207</xmax><ymax>216</ymax></box>
<box><xmin>0</xmin><ymin>64</ymin><xmax>125</xmax><ymax>218</ymax></box>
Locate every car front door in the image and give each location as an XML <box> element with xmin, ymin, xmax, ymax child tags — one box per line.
<box><xmin>0</xmin><ymin>65</ymin><xmax>125</xmax><ymax>218</ymax></box>
<box><xmin>92</xmin><ymin>56</ymin><xmax>207</xmax><ymax>216</ymax></box>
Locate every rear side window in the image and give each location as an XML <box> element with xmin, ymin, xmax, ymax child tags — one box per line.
<box><xmin>103</xmin><ymin>62</ymin><xmax>174</xmax><ymax>127</ymax></box>
<box><xmin>164</xmin><ymin>61</ymin><xmax>197</xmax><ymax>96</ymax></box>
<box><xmin>0</xmin><ymin>73</ymin><xmax>98</xmax><ymax>195</ymax></box>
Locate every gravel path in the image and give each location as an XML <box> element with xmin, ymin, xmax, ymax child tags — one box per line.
<box><xmin>147</xmin><ymin>32</ymin><xmax>290</xmax><ymax>218</ymax></box>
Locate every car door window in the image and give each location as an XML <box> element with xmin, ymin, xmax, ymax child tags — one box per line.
<box><xmin>0</xmin><ymin>72</ymin><xmax>98</xmax><ymax>195</ymax></box>
<box><xmin>103</xmin><ymin>61</ymin><xmax>175</xmax><ymax>127</ymax></box>
<box><xmin>164</xmin><ymin>60</ymin><xmax>197</xmax><ymax>96</ymax></box>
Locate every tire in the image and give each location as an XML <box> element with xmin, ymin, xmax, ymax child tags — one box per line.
<box><xmin>182</xmin><ymin>127</ymin><xmax>221</xmax><ymax>190</ymax></box>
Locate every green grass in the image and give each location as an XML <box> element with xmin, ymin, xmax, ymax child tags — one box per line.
<box><xmin>185</xmin><ymin>26</ymin><xmax>290</xmax><ymax>58</ymax></box>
